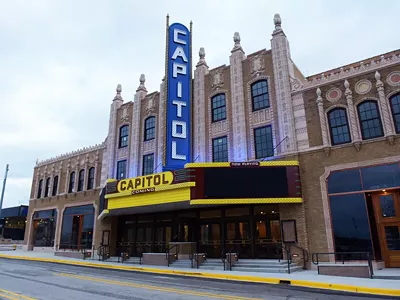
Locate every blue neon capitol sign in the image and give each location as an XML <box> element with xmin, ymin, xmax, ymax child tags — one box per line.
<box><xmin>164</xmin><ymin>23</ymin><xmax>191</xmax><ymax>171</ymax></box>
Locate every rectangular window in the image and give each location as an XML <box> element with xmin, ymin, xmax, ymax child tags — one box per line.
<box><xmin>142</xmin><ymin>154</ymin><xmax>154</xmax><ymax>176</ymax></box>
<box><xmin>116</xmin><ymin>160</ymin><xmax>127</xmax><ymax>180</ymax></box>
<box><xmin>254</xmin><ymin>126</ymin><xmax>274</xmax><ymax>159</ymax></box>
<box><xmin>329</xmin><ymin>193</ymin><xmax>373</xmax><ymax>259</ymax></box>
<box><xmin>212</xmin><ymin>136</ymin><xmax>228</xmax><ymax>162</ymax></box>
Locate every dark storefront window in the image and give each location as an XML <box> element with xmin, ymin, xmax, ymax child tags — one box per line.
<box><xmin>329</xmin><ymin>194</ymin><xmax>373</xmax><ymax>257</ymax></box>
<box><xmin>254</xmin><ymin>126</ymin><xmax>274</xmax><ymax>159</ymax></box>
<box><xmin>361</xmin><ymin>163</ymin><xmax>400</xmax><ymax>190</ymax></box>
<box><xmin>32</xmin><ymin>209</ymin><xmax>57</xmax><ymax>247</ymax></box>
<box><xmin>328</xmin><ymin>169</ymin><xmax>362</xmax><ymax>194</ymax></box>
<box><xmin>60</xmin><ymin>205</ymin><xmax>94</xmax><ymax>249</ymax></box>
<box><xmin>212</xmin><ymin>136</ymin><xmax>228</xmax><ymax>162</ymax></box>
<box><xmin>390</xmin><ymin>94</ymin><xmax>400</xmax><ymax>133</ymax></box>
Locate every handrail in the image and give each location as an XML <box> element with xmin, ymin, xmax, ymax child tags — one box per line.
<box><xmin>221</xmin><ymin>249</ymin><xmax>226</xmax><ymax>271</ymax></box>
<box><xmin>97</xmin><ymin>244</ymin><xmax>109</xmax><ymax>261</ymax></box>
<box><xmin>312</xmin><ymin>251</ymin><xmax>373</xmax><ymax>278</ymax></box>
<box><xmin>166</xmin><ymin>244</ymin><xmax>179</xmax><ymax>267</ymax></box>
<box><xmin>284</xmin><ymin>243</ymin><xmax>309</xmax><ymax>272</ymax></box>
<box><xmin>188</xmin><ymin>242</ymin><xmax>196</xmax><ymax>268</ymax></box>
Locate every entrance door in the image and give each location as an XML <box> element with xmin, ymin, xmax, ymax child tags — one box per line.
<box><xmin>71</xmin><ymin>215</ymin><xmax>83</xmax><ymax>249</ymax></box>
<box><xmin>155</xmin><ymin>225</ymin><xmax>172</xmax><ymax>253</ymax></box>
<box><xmin>254</xmin><ymin>219</ymin><xmax>282</xmax><ymax>259</ymax></box>
<box><xmin>373</xmin><ymin>191</ymin><xmax>400</xmax><ymax>267</ymax></box>
<box><xmin>225</xmin><ymin>220</ymin><xmax>251</xmax><ymax>258</ymax></box>
<box><xmin>199</xmin><ymin>222</ymin><xmax>221</xmax><ymax>258</ymax></box>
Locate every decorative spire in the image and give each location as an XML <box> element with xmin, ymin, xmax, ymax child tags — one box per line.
<box><xmin>375</xmin><ymin>71</ymin><xmax>381</xmax><ymax>81</ymax></box>
<box><xmin>196</xmin><ymin>47</ymin><xmax>208</xmax><ymax>67</ymax></box>
<box><xmin>274</xmin><ymin>13</ymin><xmax>282</xmax><ymax>31</ymax></box>
<box><xmin>316</xmin><ymin>87</ymin><xmax>323</xmax><ymax>103</ymax></box>
<box><xmin>232</xmin><ymin>32</ymin><xmax>243</xmax><ymax>52</ymax></box>
<box><xmin>136</xmin><ymin>74</ymin><xmax>147</xmax><ymax>92</ymax></box>
<box><xmin>344</xmin><ymin>80</ymin><xmax>350</xmax><ymax>89</ymax></box>
<box><xmin>113</xmin><ymin>84</ymin><xmax>123</xmax><ymax>101</ymax></box>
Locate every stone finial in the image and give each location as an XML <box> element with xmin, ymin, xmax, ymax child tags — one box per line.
<box><xmin>197</xmin><ymin>47</ymin><xmax>208</xmax><ymax>68</ymax></box>
<box><xmin>316</xmin><ymin>87</ymin><xmax>322</xmax><ymax>97</ymax></box>
<box><xmin>113</xmin><ymin>84</ymin><xmax>123</xmax><ymax>101</ymax></box>
<box><xmin>274</xmin><ymin>13</ymin><xmax>282</xmax><ymax>31</ymax></box>
<box><xmin>199</xmin><ymin>47</ymin><xmax>205</xmax><ymax>59</ymax></box>
<box><xmin>344</xmin><ymin>80</ymin><xmax>350</xmax><ymax>89</ymax></box>
<box><xmin>232</xmin><ymin>32</ymin><xmax>243</xmax><ymax>52</ymax></box>
<box><xmin>137</xmin><ymin>74</ymin><xmax>147</xmax><ymax>92</ymax></box>
<box><xmin>375</xmin><ymin>71</ymin><xmax>381</xmax><ymax>81</ymax></box>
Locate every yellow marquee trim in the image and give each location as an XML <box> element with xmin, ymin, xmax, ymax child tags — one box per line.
<box><xmin>105</xmin><ymin>182</ymin><xmax>196</xmax><ymax>199</ymax></box>
<box><xmin>106</xmin><ymin>179</ymin><xmax>117</xmax><ymax>183</ymax></box>
<box><xmin>190</xmin><ymin>198</ymin><xmax>303</xmax><ymax>205</ymax></box>
<box><xmin>107</xmin><ymin>187</ymin><xmax>191</xmax><ymax>210</ymax></box>
<box><xmin>184</xmin><ymin>161</ymin><xmax>299</xmax><ymax>168</ymax></box>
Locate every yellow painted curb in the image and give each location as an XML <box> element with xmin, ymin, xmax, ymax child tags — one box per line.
<box><xmin>0</xmin><ymin>254</ymin><xmax>399</xmax><ymax>297</ymax></box>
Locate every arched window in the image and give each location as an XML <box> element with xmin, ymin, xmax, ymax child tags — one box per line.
<box><xmin>37</xmin><ymin>179</ymin><xmax>43</xmax><ymax>198</ymax></box>
<box><xmin>327</xmin><ymin>108</ymin><xmax>351</xmax><ymax>145</ymax></box>
<box><xmin>119</xmin><ymin>125</ymin><xmax>129</xmax><ymax>148</ymax></box>
<box><xmin>211</xmin><ymin>94</ymin><xmax>226</xmax><ymax>122</ymax></box>
<box><xmin>52</xmin><ymin>176</ymin><xmax>58</xmax><ymax>196</ymax></box>
<box><xmin>390</xmin><ymin>93</ymin><xmax>400</xmax><ymax>134</ymax></box>
<box><xmin>144</xmin><ymin>116</ymin><xmax>156</xmax><ymax>141</ymax></box>
<box><xmin>251</xmin><ymin>80</ymin><xmax>270</xmax><ymax>111</ymax></box>
<box><xmin>87</xmin><ymin>167</ymin><xmax>95</xmax><ymax>190</ymax></box>
<box><xmin>77</xmin><ymin>169</ymin><xmax>85</xmax><ymax>192</ymax></box>
<box><xmin>44</xmin><ymin>177</ymin><xmax>51</xmax><ymax>197</ymax></box>
<box><xmin>68</xmin><ymin>171</ymin><xmax>75</xmax><ymax>193</ymax></box>
<box><xmin>357</xmin><ymin>100</ymin><xmax>384</xmax><ymax>140</ymax></box>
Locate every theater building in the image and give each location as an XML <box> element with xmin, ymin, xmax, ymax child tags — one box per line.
<box><xmin>24</xmin><ymin>14</ymin><xmax>400</xmax><ymax>269</ymax></box>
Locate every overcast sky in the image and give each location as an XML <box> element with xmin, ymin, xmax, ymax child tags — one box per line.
<box><xmin>0</xmin><ymin>0</ymin><xmax>398</xmax><ymax>208</ymax></box>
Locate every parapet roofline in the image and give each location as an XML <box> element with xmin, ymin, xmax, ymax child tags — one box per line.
<box><xmin>36</xmin><ymin>141</ymin><xmax>106</xmax><ymax>167</ymax></box>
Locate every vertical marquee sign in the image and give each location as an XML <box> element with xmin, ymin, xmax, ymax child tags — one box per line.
<box><xmin>163</xmin><ymin>18</ymin><xmax>192</xmax><ymax>171</ymax></box>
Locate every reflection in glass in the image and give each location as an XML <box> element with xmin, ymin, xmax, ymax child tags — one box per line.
<box><xmin>329</xmin><ymin>193</ymin><xmax>373</xmax><ymax>257</ymax></box>
<box><xmin>380</xmin><ymin>195</ymin><xmax>397</xmax><ymax>217</ymax></box>
<box><xmin>384</xmin><ymin>226</ymin><xmax>400</xmax><ymax>250</ymax></box>
<box><xmin>361</xmin><ymin>163</ymin><xmax>400</xmax><ymax>190</ymax></box>
<box><xmin>328</xmin><ymin>169</ymin><xmax>362</xmax><ymax>194</ymax></box>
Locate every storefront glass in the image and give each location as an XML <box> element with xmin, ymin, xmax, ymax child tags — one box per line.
<box><xmin>32</xmin><ymin>209</ymin><xmax>57</xmax><ymax>247</ymax></box>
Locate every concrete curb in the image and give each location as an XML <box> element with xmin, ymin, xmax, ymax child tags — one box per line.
<box><xmin>0</xmin><ymin>254</ymin><xmax>399</xmax><ymax>297</ymax></box>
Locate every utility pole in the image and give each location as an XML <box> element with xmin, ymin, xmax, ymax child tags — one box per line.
<box><xmin>0</xmin><ymin>164</ymin><xmax>9</xmax><ymax>237</ymax></box>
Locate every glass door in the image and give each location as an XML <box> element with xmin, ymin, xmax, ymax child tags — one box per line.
<box><xmin>254</xmin><ymin>219</ymin><xmax>282</xmax><ymax>259</ymax></box>
<box><xmin>199</xmin><ymin>222</ymin><xmax>221</xmax><ymax>258</ymax></box>
<box><xmin>225</xmin><ymin>220</ymin><xmax>251</xmax><ymax>258</ymax></box>
<box><xmin>373</xmin><ymin>191</ymin><xmax>400</xmax><ymax>267</ymax></box>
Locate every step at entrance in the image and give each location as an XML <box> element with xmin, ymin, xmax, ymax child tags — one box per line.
<box><xmin>169</xmin><ymin>259</ymin><xmax>193</xmax><ymax>269</ymax></box>
<box><xmin>199</xmin><ymin>259</ymin><xmax>225</xmax><ymax>271</ymax></box>
<box><xmin>232</xmin><ymin>259</ymin><xmax>304</xmax><ymax>273</ymax></box>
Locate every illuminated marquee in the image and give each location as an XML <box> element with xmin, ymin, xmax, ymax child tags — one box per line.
<box><xmin>164</xmin><ymin>22</ymin><xmax>191</xmax><ymax>171</ymax></box>
<box><xmin>117</xmin><ymin>171</ymin><xmax>174</xmax><ymax>193</ymax></box>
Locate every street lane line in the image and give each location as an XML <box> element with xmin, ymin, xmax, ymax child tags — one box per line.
<box><xmin>0</xmin><ymin>289</ymin><xmax>36</xmax><ymax>300</ymax></box>
<box><xmin>0</xmin><ymin>292</ymin><xmax>18</xmax><ymax>300</ymax></box>
<box><xmin>56</xmin><ymin>273</ymin><xmax>262</xmax><ymax>300</ymax></box>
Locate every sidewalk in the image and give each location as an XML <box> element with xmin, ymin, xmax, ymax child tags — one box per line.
<box><xmin>0</xmin><ymin>250</ymin><xmax>399</xmax><ymax>297</ymax></box>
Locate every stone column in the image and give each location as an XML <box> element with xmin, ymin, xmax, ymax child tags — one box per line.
<box><xmin>344</xmin><ymin>80</ymin><xmax>361</xmax><ymax>142</ymax></box>
<box><xmin>157</xmin><ymin>79</ymin><xmax>165</xmax><ymax>172</ymax></box>
<box><xmin>375</xmin><ymin>71</ymin><xmax>394</xmax><ymax>136</ymax></box>
<box><xmin>271</xmin><ymin>14</ymin><xmax>297</xmax><ymax>154</ymax></box>
<box><xmin>229</xmin><ymin>32</ymin><xmax>248</xmax><ymax>161</ymax></box>
<box><xmin>316</xmin><ymin>88</ymin><xmax>329</xmax><ymax>147</ymax></box>
<box><xmin>130</xmin><ymin>75</ymin><xmax>147</xmax><ymax>177</ymax></box>
<box><xmin>193</xmin><ymin>47</ymin><xmax>209</xmax><ymax>162</ymax></box>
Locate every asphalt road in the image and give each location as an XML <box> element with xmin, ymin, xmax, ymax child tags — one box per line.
<box><xmin>0</xmin><ymin>258</ymin><xmax>392</xmax><ymax>300</ymax></box>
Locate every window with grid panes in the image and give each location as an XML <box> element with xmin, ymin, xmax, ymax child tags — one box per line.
<box><xmin>357</xmin><ymin>101</ymin><xmax>384</xmax><ymax>140</ymax></box>
<box><xmin>254</xmin><ymin>126</ymin><xmax>274</xmax><ymax>159</ymax></box>
<box><xmin>142</xmin><ymin>154</ymin><xmax>154</xmax><ymax>175</ymax></box>
<box><xmin>211</xmin><ymin>94</ymin><xmax>226</xmax><ymax>122</ymax></box>
<box><xmin>68</xmin><ymin>172</ymin><xmax>75</xmax><ymax>193</ymax></box>
<box><xmin>119</xmin><ymin>125</ymin><xmax>129</xmax><ymax>148</ymax></box>
<box><xmin>144</xmin><ymin>117</ymin><xmax>156</xmax><ymax>141</ymax></box>
<box><xmin>327</xmin><ymin>108</ymin><xmax>351</xmax><ymax>145</ymax></box>
<box><xmin>212</xmin><ymin>136</ymin><xmax>228</xmax><ymax>162</ymax></box>
<box><xmin>116</xmin><ymin>160</ymin><xmax>127</xmax><ymax>180</ymax></box>
<box><xmin>251</xmin><ymin>80</ymin><xmax>270</xmax><ymax>111</ymax></box>
<box><xmin>390</xmin><ymin>94</ymin><xmax>400</xmax><ymax>133</ymax></box>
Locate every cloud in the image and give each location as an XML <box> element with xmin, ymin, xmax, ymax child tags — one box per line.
<box><xmin>0</xmin><ymin>0</ymin><xmax>399</xmax><ymax>208</ymax></box>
